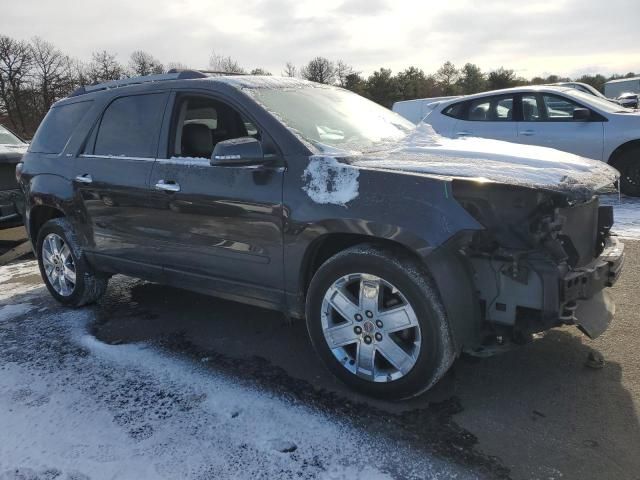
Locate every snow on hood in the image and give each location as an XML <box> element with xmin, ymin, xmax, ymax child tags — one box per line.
<box><xmin>302</xmin><ymin>154</ymin><xmax>360</xmax><ymax>206</ymax></box>
<box><xmin>0</xmin><ymin>143</ymin><xmax>27</xmax><ymax>164</ymax></box>
<box><xmin>343</xmin><ymin>123</ymin><xmax>618</xmax><ymax>199</ymax></box>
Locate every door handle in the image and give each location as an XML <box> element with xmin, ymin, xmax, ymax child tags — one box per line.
<box><xmin>456</xmin><ymin>131</ymin><xmax>472</xmax><ymax>136</ymax></box>
<box><xmin>520</xmin><ymin>130</ymin><xmax>535</xmax><ymax>136</ymax></box>
<box><xmin>75</xmin><ymin>174</ymin><xmax>93</xmax><ymax>184</ymax></box>
<box><xmin>155</xmin><ymin>179</ymin><xmax>180</xmax><ymax>192</ymax></box>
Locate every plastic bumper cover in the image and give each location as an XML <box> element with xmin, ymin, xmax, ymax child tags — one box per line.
<box><xmin>562</xmin><ymin>236</ymin><xmax>624</xmax><ymax>338</ymax></box>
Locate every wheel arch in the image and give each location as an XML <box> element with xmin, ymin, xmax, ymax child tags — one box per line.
<box><xmin>28</xmin><ymin>205</ymin><xmax>65</xmax><ymax>249</ymax></box>
<box><xmin>298</xmin><ymin>220</ymin><xmax>434</xmax><ymax>300</ymax></box>
<box><xmin>297</xmin><ymin>230</ymin><xmax>481</xmax><ymax>353</ymax></box>
<box><xmin>25</xmin><ymin>174</ymin><xmax>76</xmax><ymax>248</ymax></box>
<box><xmin>608</xmin><ymin>139</ymin><xmax>640</xmax><ymax>167</ymax></box>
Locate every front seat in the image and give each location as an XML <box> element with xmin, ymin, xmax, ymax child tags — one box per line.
<box><xmin>469</xmin><ymin>106</ymin><xmax>487</xmax><ymax>121</ymax></box>
<box><xmin>181</xmin><ymin>123</ymin><xmax>213</xmax><ymax>158</ymax></box>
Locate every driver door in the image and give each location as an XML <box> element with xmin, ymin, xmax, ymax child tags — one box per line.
<box><xmin>516</xmin><ymin>93</ymin><xmax>605</xmax><ymax>160</ymax></box>
<box><xmin>146</xmin><ymin>91</ymin><xmax>285</xmax><ymax>307</ymax></box>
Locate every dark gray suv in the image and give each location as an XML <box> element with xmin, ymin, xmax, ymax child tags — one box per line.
<box><xmin>17</xmin><ymin>71</ymin><xmax>624</xmax><ymax>399</ymax></box>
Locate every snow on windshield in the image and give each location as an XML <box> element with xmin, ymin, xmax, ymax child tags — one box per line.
<box><xmin>0</xmin><ymin>125</ymin><xmax>25</xmax><ymax>146</ymax></box>
<box><xmin>569</xmin><ymin>90</ymin><xmax>634</xmax><ymax>113</ymax></box>
<box><xmin>243</xmin><ymin>84</ymin><xmax>414</xmax><ymax>153</ymax></box>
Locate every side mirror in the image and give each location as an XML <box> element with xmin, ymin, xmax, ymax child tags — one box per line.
<box><xmin>210</xmin><ymin>137</ymin><xmax>264</xmax><ymax>166</ymax></box>
<box><xmin>573</xmin><ymin>108</ymin><xmax>591</xmax><ymax>121</ymax></box>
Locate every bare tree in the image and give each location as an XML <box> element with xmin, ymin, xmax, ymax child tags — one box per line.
<box><xmin>166</xmin><ymin>61</ymin><xmax>190</xmax><ymax>72</ymax></box>
<box><xmin>250</xmin><ymin>68</ymin><xmax>272</xmax><ymax>75</ymax></box>
<box><xmin>129</xmin><ymin>50</ymin><xmax>164</xmax><ymax>76</ymax></box>
<box><xmin>31</xmin><ymin>37</ymin><xmax>75</xmax><ymax>113</ymax></box>
<box><xmin>67</xmin><ymin>58</ymin><xmax>90</xmax><ymax>87</ymax></box>
<box><xmin>87</xmin><ymin>50</ymin><xmax>124</xmax><ymax>84</ymax></box>
<box><xmin>0</xmin><ymin>35</ymin><xmax>34</xmax><ymax>136</ymax></box>
<box><xmin>208</xmin><ymin>51</ymin><xmax>245</xmax><ymax>73</ymax></box>
<box><xmin>335</xmin><ymin>60</ymin><xmax>354</xmax><ymax>87</ymax></box>
<box><xmin>300</xmin><ymin>57</ymin><xmax>335</xmax><ymax>84</ymax></box>
<box><xmin>283</xmin><ymin>62</ymin><xmax>297</xmax><ymax>77</ymax></box>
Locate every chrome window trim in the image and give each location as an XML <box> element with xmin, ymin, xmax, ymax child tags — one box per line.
<box><xmin>79</xmin><ymin>154</ymin><xmax>155</xmax><ymax>162</ymax></box>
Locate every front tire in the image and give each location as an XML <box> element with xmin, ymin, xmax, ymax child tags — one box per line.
<box><xmin>614</xmin><ymin>147</ymin><xmax>640</xmax><ymax>197</ymax></box>
<box><xmin>36</xmin><ymin>218</ymin><xmax>108</xmax><ymax>306</ymax></box>
<box><xmin>305</xmin><ymin>244</ymin><xmax>455</xmax><ymax>400</ymax></box>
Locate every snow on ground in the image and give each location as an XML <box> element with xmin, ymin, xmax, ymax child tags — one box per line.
<box><xmin>0</xmin><ymin>262</ymin><xmax>475</xmax><ymax>480</ymax></box>
<box><xmin>600</xmin><ymin>193</ymin><xmax>640</xmax><ymax>240</ymax></box>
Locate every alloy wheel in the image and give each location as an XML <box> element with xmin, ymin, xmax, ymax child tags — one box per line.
<box><xmin>42</xmin><ymin>233</ymin><xmax>76</xmax><ymax>297</ymax></box>
<box><xmin>320</xmin><ymin>273</ymin><xmax>422</xmax><ymax>382</ymax></box>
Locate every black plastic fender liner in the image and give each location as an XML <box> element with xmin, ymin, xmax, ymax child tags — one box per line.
<box><xmin>423</xmin><ymin>237</ymin><xmax>482</xmax><ymax>353</ymax></box>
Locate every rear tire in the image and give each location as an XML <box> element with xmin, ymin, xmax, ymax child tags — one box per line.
<box><xmin>305</xmin><ymin>244</ymin><xmax>455</xmax><ymax>400</ymax></box>
<box><xmin>613</xmin><ymin>147</ymin><xmax>640</xmax><ymax>197</ymax></box>
<box><xmin>36</xmin><ymin>218</ymin><xmax>108</xmax><ymax>307</ymax></box>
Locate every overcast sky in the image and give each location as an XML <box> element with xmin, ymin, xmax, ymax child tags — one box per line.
<box><xmin>2</xmin><ymin>0</ymin><xmax>639</xmax><ymax>78</ymax></box>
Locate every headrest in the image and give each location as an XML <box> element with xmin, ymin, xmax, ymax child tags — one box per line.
<box><xmin>182</xmin><ymin>123</ymin><xmax>213</xmax><ymax>158</ymax></box>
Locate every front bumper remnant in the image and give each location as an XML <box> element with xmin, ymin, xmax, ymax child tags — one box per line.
<box><xmin>562</xmin><ymin>236</ymin><xmax>624</xmax><ymax>339</ymax></box>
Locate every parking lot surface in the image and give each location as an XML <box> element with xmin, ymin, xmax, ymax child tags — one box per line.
<box><xmin>0</xmin><ymin>230</ymin><xmax>638</xmax><ymax>480</ymax></box>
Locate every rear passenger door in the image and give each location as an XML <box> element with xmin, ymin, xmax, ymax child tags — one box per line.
<box><xmin>452</xmin><ymin>94</ymin><xmax>518</xmax><ymax>142</ymax></box>
<box><xmin>76</xmin><ymin>92</ymin><xmax>169</xmax><ymax>277</ymax></box>
<box><xmin>515</xmin><ymin>93</ymin><xmax>605</xmax><ymax>160</ymax></box>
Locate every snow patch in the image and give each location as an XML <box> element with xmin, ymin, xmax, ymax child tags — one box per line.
<box><xmin>0</xmin><ymin>260</ymin><xmax>473</xmax><ymax>479</ymax></box>
<box><xmin>319</xmin><ymin>465</ymin><xmax>395</xmax><ymax>480</ymax></box>
<box><xmin>302</xmin><ymin>156</ymin><xmax>359</xmax><ymax>206</ymax></box>
<box><xmin>0</xmin><ymin>261</ymin><xmax>42</xmax><ymax>302</ymax></box>
<box><xmin>163</xmin><ymin>157</ymin><xmax>210</xmax><ymax>166</ymax></box>
<box><xmin>0</xmin><ymin>303</ymin><xmax>34</xmax><ymax>321</ymax></box>
<box><xmin>600</xmin><ymin>193</ymin><xmax>640</xmax><ymax>239</ymax></box>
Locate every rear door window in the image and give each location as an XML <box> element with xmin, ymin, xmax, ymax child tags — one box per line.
<box><xmin>93</xmin><ymin>93</ymin><xmax>167</xmax><ymax>158</ymax></box>
<box><xmin>466</xmin><ymin>95</ymin><xmax>514</xmax><ymax>121</ymax></box>
<box><xmin>30</xmin><ymin>101</ymin><xmax>93</xmax><ymax>154</ymax></box>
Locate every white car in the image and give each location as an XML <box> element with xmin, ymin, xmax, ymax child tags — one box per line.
<box><xmin>392</xmin><ymin>96</ymin><xmax>461</xmax><ymax>124</ymax></box>
<box><xmin>420</xmin><ymin>85</ymin><xmax>640</xmax><ymax>196</ymax></box>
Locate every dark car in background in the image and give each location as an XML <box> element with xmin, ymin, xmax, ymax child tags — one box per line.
<box><xmin>17</xmin><ymin>72</ymin><xmax>624</xmax><ymax>399</ymax></box>
<box><xmin>0</xmin><ymin>124</ymin><xmax>28</xmax><ymax>229</ymax></box>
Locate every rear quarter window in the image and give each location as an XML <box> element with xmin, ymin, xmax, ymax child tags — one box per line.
<box><xmin>29</xmin><ymin>101</ymin><xmax>93</xmax><ymax>154</ymax></box>
<box><xmin>442</xmin><ymin>102</ymin><xmax>466</xmax><ymax>119</ymax></box>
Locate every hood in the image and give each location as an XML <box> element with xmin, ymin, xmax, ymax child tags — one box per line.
<box><xmin>340</xmin><ymin>123</ymin><xmax>618</xmax><ymax>201</ymax></box>
<box><xmin>0</xmin><ymin>143</ymin><xmax>28</xmax><ymax>165</ymax></box>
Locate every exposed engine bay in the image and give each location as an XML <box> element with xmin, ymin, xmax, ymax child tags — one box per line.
<box><xmin>450</xmin><ymin>180</ymin><xmax>624</xmax><ymax>352</ymax></box>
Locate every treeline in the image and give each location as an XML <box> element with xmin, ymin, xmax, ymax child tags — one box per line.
<box><xmin>0</xmin><ymin>34</ymin><xmax>637</xmax><ymax>138</ymax></box>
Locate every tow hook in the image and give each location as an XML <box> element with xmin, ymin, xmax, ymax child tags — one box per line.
<box><xmin>559</xmin><ymin>301</ymin><xmax>578</xmax><ymax>323</ymax></box>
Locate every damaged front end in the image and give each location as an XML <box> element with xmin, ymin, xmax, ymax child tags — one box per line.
<box><xmin>450</xmin><ymin>180</ymin><xmax>624</xmax><ymax>354</ymax></box>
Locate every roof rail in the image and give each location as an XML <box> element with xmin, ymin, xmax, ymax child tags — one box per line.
<box><xmin>69</xmin><ymin>69</ymin><xmax>209</xmax><ymax>97</ymax></box>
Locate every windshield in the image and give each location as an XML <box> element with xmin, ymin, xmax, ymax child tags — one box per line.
<box><xmin>0</xmin><ymin>125</ymin><xmax>25</xmax><ymax>145</ymax></box>
<box><xmin>577</xmin><ymin>83</ymin><xmax>607</xmax><ymax>98</ymax></box>
<box><xmin>248</xmin><ymin>85</ymin><xmax>415</xmax><ymax>153</ymax></box>
<box><xmin>568</xmin><ymin>90</ymin><xmax>635</xmax><ymax>113</ymax></box>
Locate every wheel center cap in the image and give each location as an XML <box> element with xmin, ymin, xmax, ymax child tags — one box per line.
<box><xmin>363</xmin><ymin>320</ymin><xmax>375</xmax><ymax>334</ymax></box>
